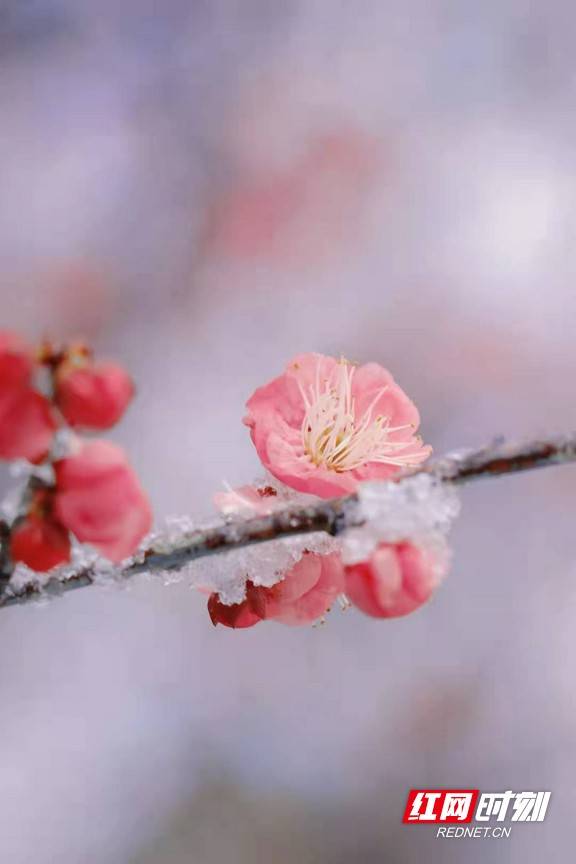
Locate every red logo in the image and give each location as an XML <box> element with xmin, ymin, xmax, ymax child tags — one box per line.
<box><xmin>403</xmin><ymin>790</ymin><xmax>480</xmax><ymax>824</ymax></box>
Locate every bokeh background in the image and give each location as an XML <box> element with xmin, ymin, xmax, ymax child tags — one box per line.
<box><xmin>1</xmin><ymin>1</ymin><xmax>575</xmax><ymax>861</ymax></box>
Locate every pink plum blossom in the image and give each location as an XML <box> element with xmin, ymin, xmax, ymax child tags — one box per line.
<box><xmin>244</xmin><ymin>353</ymin><xmax>431</xmax><ymax>498</ymax></box>
<box><xmin>344</xmin><ymin>542</ymin><xmax>446</xmax><ymax>619</ymax></box>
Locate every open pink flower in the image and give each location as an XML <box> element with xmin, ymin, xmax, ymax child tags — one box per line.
<box><xmin>344</xmin><ymin>542</ymin><xmax>446</xmax><ymax>619</ymax></box>
<box><xmin>244</xmin><ymin>353</ymin><xmax>431</xmax><ymax>498</ymax></box>
<box><xmin>53</xmin><ymin>440</ymin><xmax>152</xmax><ymax>562</ymax></box>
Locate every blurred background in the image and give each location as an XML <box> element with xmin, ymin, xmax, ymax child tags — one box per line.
<box><xmin>1</xmin><ymin>0</ymin><xmax>575</xmax><ymax>861</ymax></box>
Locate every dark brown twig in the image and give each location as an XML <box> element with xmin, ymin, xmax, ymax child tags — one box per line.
<box><xmin>1</xmin><ymin>433</ymin><xmax>575</xmax><ymax>610</ymax></box>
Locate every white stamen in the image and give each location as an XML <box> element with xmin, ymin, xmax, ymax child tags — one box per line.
<box><xmin>300</xmin><ymin>359</ymin><xmax>423</xmax><ymax>473</ymax></box>
<box><xmin>337</xmin><ymin>593</ymin><xmax>351</xmax><ymax>611</ymax></box>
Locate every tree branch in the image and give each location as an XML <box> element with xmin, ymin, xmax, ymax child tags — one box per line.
<box><xmin>1</xmin><ymin>433</ymin><xmax>575</xmax><ymax>610</ymax></box>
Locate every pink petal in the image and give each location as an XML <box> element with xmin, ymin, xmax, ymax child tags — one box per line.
<box><xmin>244</xmin><ymin>353</ymin><xmax>431</xmax><ymax>497</ymax></box>
<box><xmin>345</xmin><ymin>543</ymin><xmax>441</xmax><ymax>619</ymax></box>
<box><xmin>0</xmin><ymin>331</ymin><xmax>34</xmax><ymax>390</ymax></box>
<box><xmin>54</xmin><ymin>440</ymin><xmax>152</xmax><ymax>562</ymax></box>
<box><xmin>0</xmin><ymin>388</ymin><xmax>57</xmax><ymax>463</ymax></box>
<box><xmin>56</xmin><ymin>362</ymin><xmax>134</xmax><ymax>430</ymax></box>
<box><xmin>266</xmin><ymin>553</ymin><xmax>322</xmax><ymax>604</ymax></box>
<box><xmin>264</xmin><ymin>431</ymin><xmax>358</xmax><ymax>497</ymax></box>
<box><xmin>351</xmin><ymin>362</ymin><xmax>422</xmax><ymax>433</ymax></box>
<box><xmin>208</xmin><ymin>594</ymin><xmax>261</xmax><ymax>629</ymax></box>
<box><xmin>10</xmin><ymin>513</ymin><xmax>71</xmax><ymax>572</ymax></box>
<box><xmin>267</xmin><ymin>553</ymin><xmax>344</xmax><ymax>625</ymax></box>
<box><xmin>244</xmin><ymin>352</ymin><xmax>338</xmax><ymax>448</ymax></box>
<box><xmin>213</xmin><ymin>484</ymin><xmax>278</xmax><ymax>516</ymax></box>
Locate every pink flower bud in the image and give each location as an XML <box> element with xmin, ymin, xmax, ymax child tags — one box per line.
<box><xmin>254</xmin><ymin>551</ymin><xmax>345</xmax><ymax>625</ymax></box>
<box><xmin>0</xmin><ymin>388</ymin><xmax>57</xmax><ymax>462</ymax></box>
<box><xmin>0</xmin><ymin>331</ymin><xmax>34</xmax><ymax>390</ymax></box>
<box><xmin>207</xmin><ymin>593</ymin><xmax>261</xmax><ymax>629</ymax></box>
<box><xmin>344</xmin><ymin>542</ymin><xmax>446</xmax><ymax>619</ymax></box>
<box><xmin>207</xmin><ymin>552</ymin><xmax>344</xmax><ymax>629</ymax></box>
<box><xmin>55</xmin><ymin>362</ymin><xmax>134</xmax><ymax>430</ymax></box>
<box><xmin>0</xmin><ymin>331</ymin><xmax>56</xmax><ymax>462</ymax></box>
<box><xmin>53</xmin><ymin>440</ymin><xmax>152</xmax><ymax>562</ymax></box>
<box><xmin>10</xmin><ymin>513</ymin><xmax>71</xmax><ymax>572</ymax></box>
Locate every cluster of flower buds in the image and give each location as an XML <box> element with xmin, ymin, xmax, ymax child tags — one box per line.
<box><xmin>208</xmin><ymin>352</ymin><xmax>445</xmax><ymax>628</ymax></box>
<box><xmin>0</xmin><ymin>332</ymin><xmax>151</xmax><ymax>573</ymax></box>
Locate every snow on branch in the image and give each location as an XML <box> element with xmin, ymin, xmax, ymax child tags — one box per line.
<box><xmin>1</xmin><ymin>433</ymin><xmax>575</xmax><ymax>611</ymax></box>
<box><xmin>2</xmin><ymin>339</ymin><xmax>575</xmax><ymax>623</ymax></box>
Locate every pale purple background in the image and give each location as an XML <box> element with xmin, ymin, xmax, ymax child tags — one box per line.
<box><xmin>0</xmin><ymin>1</ymin><xmax>575</xmax><ymax>861</ymax></box>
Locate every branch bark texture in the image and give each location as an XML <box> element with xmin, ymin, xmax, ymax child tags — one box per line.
<box><xmin>1</xmin><ymin>434</ymin><xmax>575</xmax><ymax>610</ymax></box>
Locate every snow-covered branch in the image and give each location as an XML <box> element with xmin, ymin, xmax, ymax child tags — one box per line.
<box><xmin>1</xmin><ymin>433</ymin><xmax>575</xmax><ymax>611</ymax></box>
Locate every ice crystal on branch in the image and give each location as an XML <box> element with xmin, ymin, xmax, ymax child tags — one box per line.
<box><xmin>148</xmin><ymin>505</ymin><xmax>340</xmax><ymax>606</ymax></box>
<box><xmin>343</xmin><ymin>474</ymin><xmax>461</xmax><ymax>565</ymax></box>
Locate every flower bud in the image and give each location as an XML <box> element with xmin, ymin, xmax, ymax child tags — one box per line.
<box><xmin>0</xmin><ymin>388</ymin><xmax>57</xmax><ymax>462</ymax></box>
<box><xmin>344</xmin><ymin>542</ymin><xmax>445</xmax><ymax>619</ymax></box>
<box><xmin>256</xmin><ymin>552</ymin><xmax>344</xmax><ymax>625</ymax></box>
<box><xmin>207</xmin><ymin>594</ymin><xmax>261</xmax><ymax>629</ymax></box>
<box><xmin>54</xmin><ymin>440</ymin><xmax>152</xmax><ymax>562</ymax></box>
<box><xmin>0</xmin><ymin>331</ymin><xmax>34</xmax><ymax>390</ymax></box>
<box><xmin>10</xmin><ymin>513</ymin><xmax>71</xmax><ymax>572</ymax></box>
<box><xmin>55</xmin><ymin>362</ymin><xmax>134</xmax><ymax>430</ymax></box>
